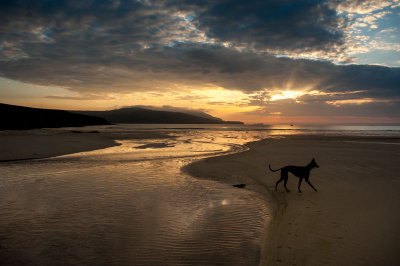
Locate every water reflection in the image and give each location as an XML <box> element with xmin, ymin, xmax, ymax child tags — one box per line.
<box><xmin>0</xmin><ymin>130</ymin><xmax>271</xmax><ymax>265</ymax></box>
<box><xmin>56</xmin><ymin>130</ymin><xmax>277</xmax><ymax>162</ymax></box>
<box><xmin>64</xmin><ymin>123</ymin><xmax>400</xmax><ymax>137</ymax></box>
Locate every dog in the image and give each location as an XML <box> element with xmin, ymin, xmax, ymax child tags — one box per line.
<box><xmin>269</xmin><ymin>158</ymin><xmax>319</xmax><ymax>193</ymax></box>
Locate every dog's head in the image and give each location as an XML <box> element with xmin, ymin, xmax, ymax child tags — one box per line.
<box><xmin>311</xmin><ymin>158</ymin><xmax>319</xmax><ymax>168</ymax></box>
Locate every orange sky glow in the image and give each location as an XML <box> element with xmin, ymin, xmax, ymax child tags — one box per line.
<box><xmin>1</xmin><ymin>1</ymin><xmax>399</xmax><ymax>124</ymax></box>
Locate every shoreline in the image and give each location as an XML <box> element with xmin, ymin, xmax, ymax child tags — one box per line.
<box><xmin>0</xmin><ymin>128</ymin><xmax>174</xmax><ymax>162</ymax></box>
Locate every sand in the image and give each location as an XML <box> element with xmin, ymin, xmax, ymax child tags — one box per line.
<box><xmin>184</xmin><ymin>135</ymin><xmax>400</xmax><ymax>266</ymax></box>
<box><xmin>0</xmin><ymin>128</ymin><xmax>173</xmax><ymax>161</ymax></box>
<box><xmin>2</xmin><ymin>130</ymin><xmax>400</xmax><ymax>265</ymax></box>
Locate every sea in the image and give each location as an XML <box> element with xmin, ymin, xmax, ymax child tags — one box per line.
<box><xmin>83</xmin><ymin>123</ymin><xmax>400</xmax><ymax>136</ymax></box>
<box><xmin>1</xmin><ymin>124</ymin><xmax>399</xmax><ymax>265</ymax></box>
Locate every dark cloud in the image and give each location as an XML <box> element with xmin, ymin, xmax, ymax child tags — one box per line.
<box><xmin>1</xmin><ymin>42</ymin><xmax>400</xmax><ymax>99</ymax></box>
<box><xmin>168</xmin><ymin>0</ymin><xmax>346</xmax><ymax>52</ymax></box>
<box><xmin>0</xmin><ymin>0</ymin><xmax>399</xmax><ymax>120</ymax></box>
<box><xmin>320</xmin><ymin>65</ymin><xmax>400</xmax><ymax>98</ymax></box>
<box><xmin>0</xmin><ymin>0</ymin><xmax>185</xmax><ymax>62</ymax></box>
<box><xmin>1</xmin><ymin>0</ymin><xmax>347</xmax><ymax>61</ymax></box>
<box><xmin>250</xmin><ymin>100</ymin><xmax>400</xmax><ymax>118</ymax></box>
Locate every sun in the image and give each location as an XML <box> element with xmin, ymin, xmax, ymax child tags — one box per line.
<box><xmin>270</xmin><ymin>90</ymin><xmax>305</xmax><ymax>101</ymax></box>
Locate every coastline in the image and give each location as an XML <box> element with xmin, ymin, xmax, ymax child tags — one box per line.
<box><xmin>2</xmin><ymin>130</ymin><xmax>400</xmax><ymax>265</ymax></box>
<box><xmin>184</xmin><ymin>135</ymin><xmax>400</xmax><ymax>265</ymax></box>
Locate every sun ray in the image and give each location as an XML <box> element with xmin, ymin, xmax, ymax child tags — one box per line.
<box><xmin>270</xmin><ymin>90</ymin><xmax>306</xmax><ymax>101</ymax></box>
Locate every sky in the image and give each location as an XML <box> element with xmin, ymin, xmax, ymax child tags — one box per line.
<box><xmin>1</xmin><ymin>0</ymin><xmax>400</xmax><ymax>124</ymax></box>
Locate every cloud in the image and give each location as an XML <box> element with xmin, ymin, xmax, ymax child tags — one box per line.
<box><xmin>0</xmin><ymin>0</ymin><xmax>348</xmax><ymax>60</ymax></box>
<box><xmin>337</xmin><ymin>0</ymin><xmax>394</xmax><ymax>14</ymax></box>
<box><xmin>1</xmin><ymin>42</ymin><xmax>400</xmax><ymax>99</ymax></box>
<box><xmin>245</xmin><ymin>98</ymin><xmax>400</xmax><ymax>119</ymax></box>
<box><xmin>0</xmin><ymin>0</ymin><xmax>399</xmax><ymax>121</ymax></box>
<box><xmin>319</xmin><ymin>64</ymin><xmax>400</xmax><ymax>98</ymax></box>
<box><xmin>352</xmin><ymin>10</ymin><xmax>390</xmax><ymax>29</ymax></box>
<box><xmin>168</xmin><ymin>0</ymin><xmax>346</xmax><ymax>53</ymax></box>
<box><xmin>45</xmin><ymin>94</ymin><xmax>115</xmax><ymax>100</ymax></box>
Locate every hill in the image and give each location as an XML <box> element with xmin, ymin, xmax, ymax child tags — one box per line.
<box><xmin>0</xmin><ymin>103</ymin><xmax>110</xmax><ymax>130</ymax></box>
<box><xmin>74</xmin><ymin>107</ymin><xmax>243</xmax><ymax>124</ymax></box>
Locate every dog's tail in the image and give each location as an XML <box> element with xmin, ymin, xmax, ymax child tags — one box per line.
<box><xmin>268</xmin><ymin>164</ymin><xmax>281</xmax><ymax>172</ymax></box>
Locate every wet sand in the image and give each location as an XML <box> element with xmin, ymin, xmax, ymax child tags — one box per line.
<box><xmin>0</xmin><ymin>129</ymin><xmax>173</xmax><ymax>161</ymax></box>
<box><xmin>185</xmin><ymin>135</ymin><xmax>400</xmax><ymax>265</ymax></box>
<box><xmin>0</xmin><ymin>129</ymin><xmax>270</xmax><ymax>265</ymax></box>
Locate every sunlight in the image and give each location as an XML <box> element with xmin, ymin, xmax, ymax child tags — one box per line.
<box><xmin>326</xmin><ymin>98</ymin><xmax>387</xmax><ymax>106</ymax></box>
<box><xmin>193</xmin><ymin>88</ymin><xmax>248</xmax><ymax>103</ymax></box>
<box><xmin>221</xmin><ymin>199</ymin><xmax>230</xmax><ymax>206</ymax></box>
<box><xmin>270</xmin><ymin>90</ymin><xmax>305</xmax><ymax>101</ymax></box>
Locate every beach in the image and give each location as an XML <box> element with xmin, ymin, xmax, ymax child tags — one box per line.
<box><xmin>1</xmin><ymin>129</ymin><xmax>400</xmax><ymax>265</ymax></box>
<box><xmin>185</xmin><ymin>135</ymin><xmax>400</xmax><ymax>265</ymax></box>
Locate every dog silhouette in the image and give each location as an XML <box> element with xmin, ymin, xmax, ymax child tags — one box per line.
<box><xmin>269</xmin><ymin>158</ymin><xmax>319</xmax><ymax>193</ymax></box>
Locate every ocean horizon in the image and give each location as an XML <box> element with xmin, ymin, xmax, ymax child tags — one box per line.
<box><xmin>65</xmin><ymin>123</ymin><xmax>400</xmax><ymax>137</ymax></box>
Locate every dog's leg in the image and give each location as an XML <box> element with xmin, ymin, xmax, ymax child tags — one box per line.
<box><xmin>305</xmin><ymin>178</ymin><xmax>318</xmax><ymax>192</ymax></box>
<box><xmin>298</xmin><ymin>177</ymin><xmax>303</xmax><ymax>193</ymax></box>
<box><xmin>283</xmin><ymin>178</ymin><xmax>290</xmax><ymax>192</ymax></box>
<box><xmin>283</xmin><ymin>172</ymin><xmax>290</xmax><ymax>192</ymax></box>
<box><xmin>275</xmin><ymin>177</ymin><xmax>284</xmax><ymax>191</ymax></box>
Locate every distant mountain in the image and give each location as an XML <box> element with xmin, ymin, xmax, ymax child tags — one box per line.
<box><xmin>0</xmin><ymin>103</ymin><xmax>110</xmax><ymax>130</ymax></box>
<box><xmin>131</xmin><ymin>105</ymin><xmax>223</xmax><ymax>120</ymax></box>
<box><xmin>74</xmin><ymin>107</ymin><xmax>243</xmax><ymax>124</ymax></box>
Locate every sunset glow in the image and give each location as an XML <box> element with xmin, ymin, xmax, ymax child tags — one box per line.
<box><xmin>0</xmin><ymin>0</ymin><xmax>399</xmax><ymax>124</ymax></box>
<box><xmin>326</xmin><ymin>98</ymin><xmax>385</xmax><ymax>106</ymax></box>
<box><xmin>270</xmin><ymin>90</ymin><xmax>306</xmax><ymax>102</ymax></box>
